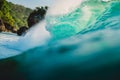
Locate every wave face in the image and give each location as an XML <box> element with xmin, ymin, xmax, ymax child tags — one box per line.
<box><xmin>1</xmin><ymin>0</ymin><xmax>120</xmax><ymax>80</ymax></box>
<box><xmin>46</xmin><ymin>0</ymin><xmax>110</xmax><ymax>39</ymax></box>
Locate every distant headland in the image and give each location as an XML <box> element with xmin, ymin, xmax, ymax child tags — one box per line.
<box><xmin>0</xmin><ymin>0</ymin><xmax>48</xmax><ymax>36</ymax></box>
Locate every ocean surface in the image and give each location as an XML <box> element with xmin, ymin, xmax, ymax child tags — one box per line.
<box><xmin>0</xmin><ymin>0</ymin><xmax>120</xmax><ymax>80</ymax></box>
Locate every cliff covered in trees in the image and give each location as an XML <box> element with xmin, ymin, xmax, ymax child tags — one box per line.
<box><xmin>0</xmin><ymin>0</ymin><xmax>48</xmax><ymax>35</ymax></box>
<box><xmin>0</xmin><ymin>0</ymin><xmax>33</xmax><ymax>32</ymax></box>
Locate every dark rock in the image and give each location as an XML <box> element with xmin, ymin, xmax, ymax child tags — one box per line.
<box><xmin>17</xmin><ymin>26</ymin><xmax>28</xmax><ymax>36</ymax></box>
<box><xmin>27</xmin><ymin>6</ymin><xmax>48</xmax><ymax>28</ymax></box>
<box><xmin>4</xmin><ymin>22</ymin><xmax>14</xmax><ymax>32</ymax></box>
<box><xmin>12</xmin><ymin>28</ymin><xmax>17</xmax><ymax>33</ymax></box>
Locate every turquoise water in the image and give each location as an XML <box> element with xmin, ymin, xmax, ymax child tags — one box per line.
<box><xmin>0</xmin><ymin>0</ymin><xmax>120</xmax><ymax>80</ymax></box>
<box><xmin>46</xmin><ymin>0</ymin><xmax>111</xmax><ymax>39</ymax></box>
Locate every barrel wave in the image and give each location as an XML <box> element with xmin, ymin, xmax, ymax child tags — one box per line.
<box><xmin>0</xmin><ymin>0</ymin><xmax>120</xmax><ymax>80</ymax></box>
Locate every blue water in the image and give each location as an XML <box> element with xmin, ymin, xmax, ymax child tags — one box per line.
<box><xmin>0</xmin><ymin>0</ymin><xmax>120</xmax><ymax>80</ymax></box>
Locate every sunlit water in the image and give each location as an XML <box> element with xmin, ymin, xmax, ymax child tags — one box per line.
<box><xmin>0</xmin><ymin>0</ymin><xmax>120</xmax><ymax>80</ymax></box>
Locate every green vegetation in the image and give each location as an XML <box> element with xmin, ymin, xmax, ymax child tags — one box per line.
<box><xmin>0</xmin><ymin>0</ymin><xmax>15</xmax><ymax>27</ymax></box>
<box><xmin>8</xmin><ymin>2</ymin><xmax>33</xmax><ymax>29</ymax></box>
<box><xmin>0</xmin><ymin>0</ymin><xmax>33</xmax><ymax>30</ymax></box>
<box><xmin>0</xmin><ymin>0</ymin><xmax>48</xmax><ymax>34</ymax></box>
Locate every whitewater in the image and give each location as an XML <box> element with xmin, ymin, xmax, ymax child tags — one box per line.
<box><xmin>0</xmin><ymin>0</ymin><xmax>120</xmax><ymax>80</ymax></box>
